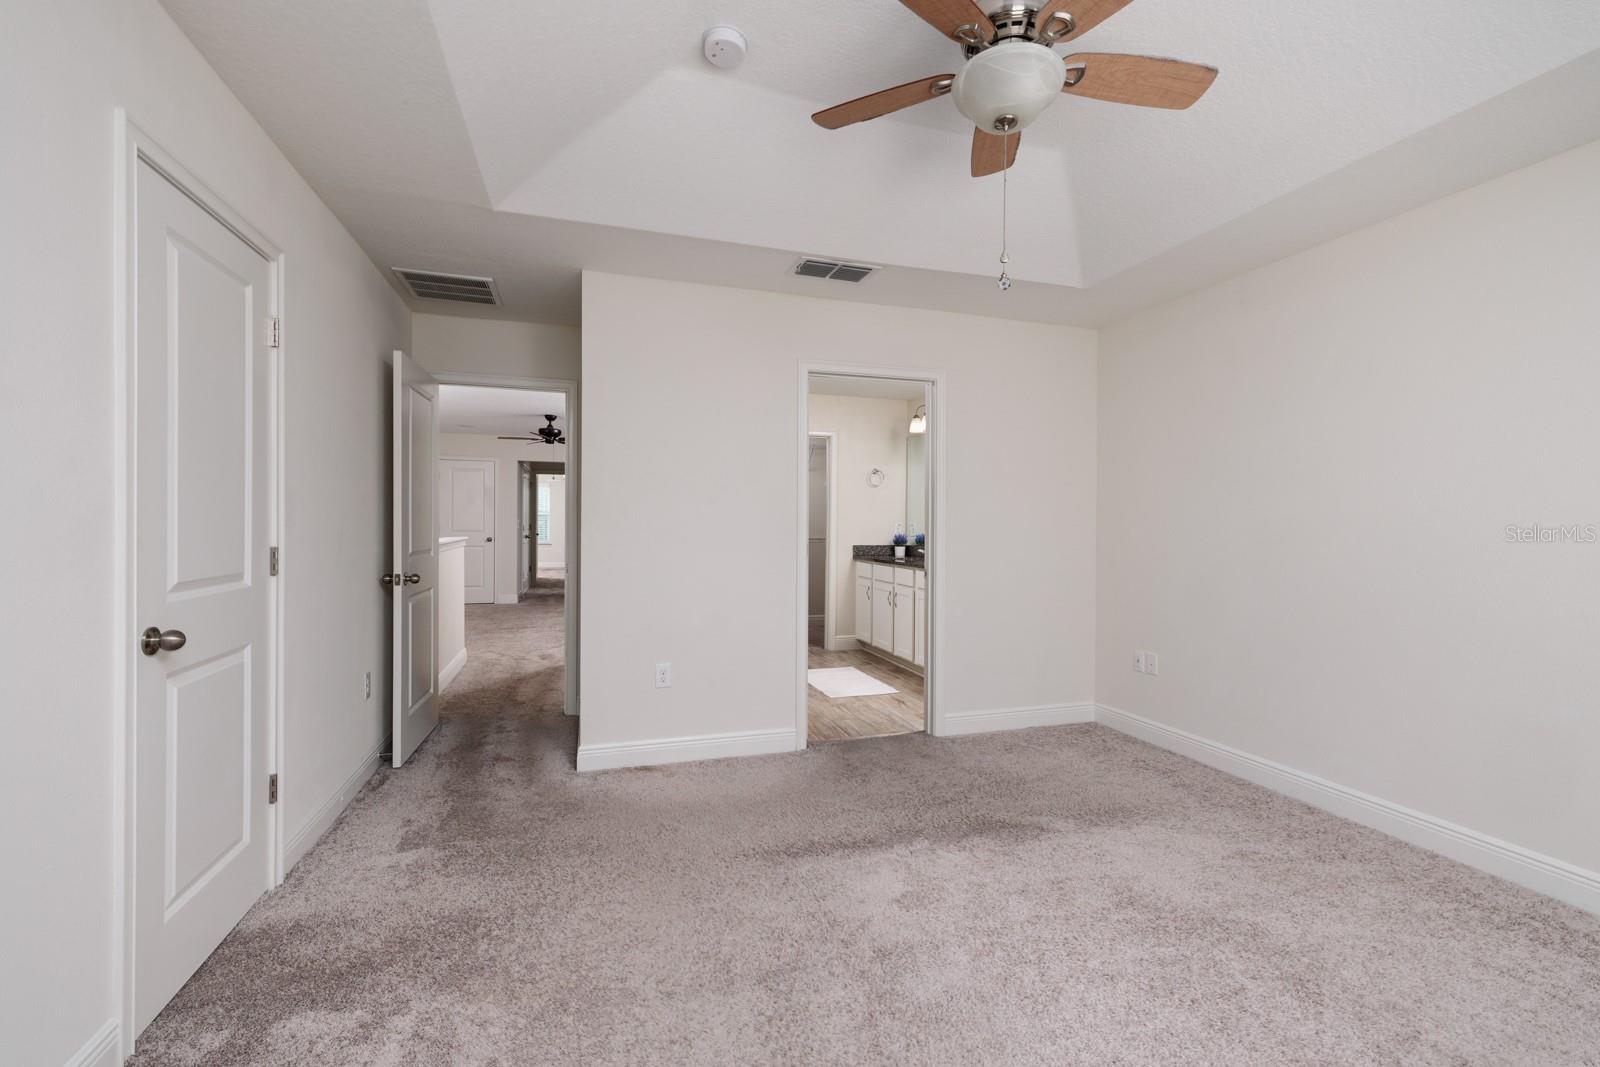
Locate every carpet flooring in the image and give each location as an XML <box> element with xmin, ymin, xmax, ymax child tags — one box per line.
<box><xmin>129</xmin><ymin>584</ymin><xmax>1600</xmax><ymax>1065</ymax></box>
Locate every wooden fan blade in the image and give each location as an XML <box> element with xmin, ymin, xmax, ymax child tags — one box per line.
<box><xmin>971</xmin><ymin>128</ymin><xmax>1021</xmax><ymax>177</ymax></box>
<box><xmin>1034</xmin><ymin>0</ymin><xmax>1135</xmax><ymax>44</ymax></box>
<box><xmin>812</xmin><ymin>75</ymin><xmax>957</xmax><ymax>129</ymax></box>
<box><xmin>1061</xmin><ymin>53</ymin><xmax>1218</xmax><ymax>109</ymax></box>
<box><xmin>898</xmin><ymin>0</ymin><xmax>994</xmax><ymax>44</ymax></box>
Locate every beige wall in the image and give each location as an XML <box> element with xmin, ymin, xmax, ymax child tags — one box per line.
<box><xmin>581</xmin><ymin>272</ymin><xmax>1097</xmax><ymax>754</ymax></box>
<box><xmin>0</xmin><ymin>1</ymin><xmax>410</xmax><ymax>1061</ymax></box>
<box><xmin>413</xmin><ymin>313</ymin><xmax>580</xmax><ymax>381</ymax></box>
<box><xmin>808</xmin><ymin>393</ymin><xmax>920</xmax><ymax>644</ymax></box>
<box><xmin>1097</xmin><ymin>138</ymin><xmax>1600</xmax><ymax>875</ymax></box>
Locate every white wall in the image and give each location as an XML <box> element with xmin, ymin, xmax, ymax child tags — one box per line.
<box><xmin>438</xmin><ymin>434</ymin><xmax>567</xmax><ymax>601</ymax></box>
<box><xmin>438</xmin><ymin>540</ymin><xmax>467</xmax><ymax>686</ymax></box>
<box><xmin>413</xmin><ymin>313</ymin><xmax>579</xmax><ymax>381</ymax></box>
<box><xmin>538</xmin><ymin>473</ymin><xmax>567</xmax><ymax>569</ymax></box>
<box><xmin>1097</xmin><ymin>138</ymin><xmax>1600</xmax><ymax>876</ymax></box>
<box><xmin>0</xmin><ymin>2</ymin><xmax>409</xmax><ymax>1062</ymax></box>
<box><xmin>581</xmin><ymin>273</ymin><xmax>1097</xmax><ymax>755</ymax></box>
<box><xmin>808</xmin><ymin>394</ymin><xmax>917</xmax><ymax>643</ymax></box>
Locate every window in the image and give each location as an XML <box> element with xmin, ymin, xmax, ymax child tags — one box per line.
<box><xmin>536</xmin><ymin>483</ymin><xmax>551</xmax><ymax>544</ymax></box>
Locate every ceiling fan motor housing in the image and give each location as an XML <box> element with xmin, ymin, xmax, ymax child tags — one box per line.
<box><xmin>952</xmin><ymin>41</ymin><xmax>1066</xmax><ymax>132</ymax></box>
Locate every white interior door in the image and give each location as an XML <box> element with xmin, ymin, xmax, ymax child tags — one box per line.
<box><xmin>519</xmin><ymin>464</ymin><xmax>533</xmax><ymax>593</ymax></box>
<box><xmin>392</xmin><ymin>351</ymin><xmax>440</xmax><ymax>767</ymax></box>
<box><xmin>437</xmin><ymin>457</ymin><xmax>495</xmax><ymax>604</ymax></box>
<box><xmin>133</xmin><ymin>158</ymin><xmax>274</xmax><ymax>1033</ymax></box>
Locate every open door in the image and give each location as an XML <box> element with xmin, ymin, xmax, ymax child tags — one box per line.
<box><xmin>390</xmin><ymin>350</ymin><xmax>441</xmax><ymax>766</ymax></box>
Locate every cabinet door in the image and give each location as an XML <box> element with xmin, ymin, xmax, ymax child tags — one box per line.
<box><xmin>893</xmin><ymin>583</ymin><xmax>915</xmax><ymax>660</ymax></box>
<box><xmin>872</xmin><ymin>580</ymin><xmax>895</xmax><ymax>650</ymax></box>
<box><xmin>913</xmin><ymin>586</ymin><xmax>927</xmax><ymax>667</ymax></box>
<box><xmin>854</xmin><ymin>578</ymin><xmax>873</xmax><ymax>643</ymax></box>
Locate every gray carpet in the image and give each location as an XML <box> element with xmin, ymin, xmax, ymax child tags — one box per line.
<box><xmin>130</xmin><ymin>584</ymin><xmax>1600</xmax><ymax>1065</ymax></box>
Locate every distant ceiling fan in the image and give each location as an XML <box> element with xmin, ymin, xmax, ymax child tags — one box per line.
<box><xmin>812</xmin><ymin>1</ymin><xmax>1218</xmax><ymax>177</ymax></box>
<box><xmin>499</xmin><ymin>415</ymin><xmax>566</xmax><ymax>445</ymax></box>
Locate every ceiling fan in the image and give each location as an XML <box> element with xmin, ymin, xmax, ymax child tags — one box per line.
<box><xmin>812</xmin><ymin>1</ymin><xmax>1218</xmax><ymax>177</ymax></box>
<box><xmin>498</xmin><ymin>415</ymin><xmax>566</xmax><ymax>445</ymax></box>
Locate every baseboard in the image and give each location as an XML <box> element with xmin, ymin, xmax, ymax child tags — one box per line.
<box><xmin>941</xmin><ymin>702</ymin><xmax>1096</xmax><ymax>736</ymax></box>
<box><xmin>824</xmin><ymin>635</ymin><xmax>860</xmax><ymax>652</ymax></box>
<box><xmin>577</xmin><ymin>727</ymin><xmax>795</xmax><ymax>772</ymax></box>
<box><xmin>439</xmin><ymin>646</ymin><xmax>468</xmax><ymax>691</ymax></box>
<box><xmin>282</xmin><ymin>739</ymin><xmax>385</xmax><ymax>874</ymax></box>
<box><xmin>1094</xmin><ymin>704</ymin><xmax>1600</xmax><ymax>916</ymax></box>
<box><xmin>494</xmin><ymin>594</ymin><xmax>520</xmax><ymax>605</ymax></box>
<box><xmin>65</xmin><ymin>1020</ymin><xmax>118</xmax><ymax>1067</ymax></box>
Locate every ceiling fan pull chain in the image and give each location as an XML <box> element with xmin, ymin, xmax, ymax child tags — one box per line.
<box><xmin>997</xmin><ymin>129</ymin><xmax>1013</xmax><ymax>292</ymax></box>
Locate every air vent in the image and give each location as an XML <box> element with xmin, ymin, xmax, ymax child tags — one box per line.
<box><xmin>793</xmin><ymin>258</ymin><xmax>877</xmax><ymax>283</ymax></box>
<box><xmin>392</xmin><ymin>268</ymin><xmax>500</xmax><ymax>305</ymax></box>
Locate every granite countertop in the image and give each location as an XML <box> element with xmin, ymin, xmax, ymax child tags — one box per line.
<box><xmin>852</xmin><ymin>546</ymin><xmax>925</xmax><ymax>569</ymax></box>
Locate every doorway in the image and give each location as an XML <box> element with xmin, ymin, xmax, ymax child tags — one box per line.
<box><xmin>429</xmin><ymin>376</ymin><xmax>578</xmax><ymax>720</ymax></box>
<box><xmin>800</xmin><ymin>371</ymin><xmax>936</xmax><ymax>745</ymax></box>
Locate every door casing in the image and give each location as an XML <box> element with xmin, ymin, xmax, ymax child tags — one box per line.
<box><xmin>113</xmin><ymin>112</ymin><xmax>286</xmax><ymax>1057</ymax></box>
<box><xmin>796</xmin><ymin>364</ymin><xmax>945</xmax><ymax>748</ymax></box>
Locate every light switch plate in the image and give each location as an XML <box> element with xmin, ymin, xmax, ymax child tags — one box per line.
<box><xmin>1133</xmin><ymin>651</ymin><xmax>1147</xmax><ymax>673</ymax></box>
<box><xmin>1146</xmin><ymin>652</ymin><xmax>1159</xmax><ymax>675</ymax></box>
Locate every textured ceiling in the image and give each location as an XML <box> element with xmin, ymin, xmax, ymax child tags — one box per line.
<box><xmin>160</xmin><ymin>0</ymin><xmax>1600</xmax><ymax>326</ymax></box>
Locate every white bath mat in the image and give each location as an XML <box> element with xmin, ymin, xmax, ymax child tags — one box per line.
<box><xmin>808</xmin><ymin>667</ymin><xmax>897</xmax><ymax>699</ymax></box>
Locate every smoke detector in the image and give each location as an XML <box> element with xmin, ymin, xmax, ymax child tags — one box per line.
<box><xmin>702</xmin><ymin>26</ymin><xmax>747</xmax><ymax>70</ymax></box>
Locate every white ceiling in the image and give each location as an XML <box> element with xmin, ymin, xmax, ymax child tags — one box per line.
<box><xmin>160</xmin><ymin>0</ymin><xmax>1600</xmax><ymax>327</ymax></box>
<box><xmin>437</xmin><ymin>385</ymin><xmax>565</xmax><ymax>436</ymax></box>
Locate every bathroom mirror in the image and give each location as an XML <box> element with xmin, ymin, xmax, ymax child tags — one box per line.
<box><xmin>906</xmin><ymin>432</ymin><xmax>926</xmax><ymax>540</ymax></box>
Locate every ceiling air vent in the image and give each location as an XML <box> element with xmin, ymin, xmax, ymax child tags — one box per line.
<box><xmin>392</xmin><ymin>268</ymin><xmax>500</xmax><ymax>305</ymax></box>
<box><xmin>793</xmin><ymin>258</ymin><xmax>877</xmax><ymax>283</ymax></box>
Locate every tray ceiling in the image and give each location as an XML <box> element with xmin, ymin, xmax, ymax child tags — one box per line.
<box><xmin>160</xmin><ymin>0</ymin><xmax>1600</xmax><ymax>325</ymax></box>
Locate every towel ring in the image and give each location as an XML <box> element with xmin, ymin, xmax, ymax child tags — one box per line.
<box><xmin>866</xmin><ymin>468</ymin><xmax>886</xmax><ymax>488</ymax></box>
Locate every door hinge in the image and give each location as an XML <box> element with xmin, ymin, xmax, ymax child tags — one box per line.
<box><xmin>268</xmin><ymin>773</ymin><xmax>279</xmax><ymax>805</ymax></box>
<box><xmin>267</xmin><ymin>317</ymin><xmax>281</xmax><ymax>348</ymax></box>
<box><xmin>269</xmin><ymin>546</ymin><xmax>280</xmax><ymax>576</ymax></box>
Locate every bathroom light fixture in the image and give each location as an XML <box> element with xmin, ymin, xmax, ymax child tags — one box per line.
<box><xmin>909</xmin><ymin>405</ymin><xmax>927</xmax><ymax>434</ymax></box>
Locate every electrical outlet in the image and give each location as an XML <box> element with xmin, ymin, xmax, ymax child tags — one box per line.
<box><xmin>655</xmin><ymin>662</ymin><xmax>672</xmax><ymax>688</ymax></box>
<box><xmin>363</xmin><ymin>671</ymin><xmax>372</xmax><ymax>700</ymax></box>
<box><xmin>1146</xmin><ymin>652</ymin><xmax>1159</xmax><ymax>676</ymax></box>
<box><xmin>1133</xmin><ymin>651</ymin><xmax>1146</xmax><ymax>673</ymax></box>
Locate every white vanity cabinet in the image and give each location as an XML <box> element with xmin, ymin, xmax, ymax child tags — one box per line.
<box><xmin>871</xmin><ymin>568</ymin><xmax>895</xmax><ymax>651</ymax></box>
<box><xmin>913</xmin><ymin>577</ymin><xmax>927</xmax><ymax>668</ymax></box>
<box><xmin>854</xmin><ymin>569</ymin><xmax>873</xmax><ymax>644</ymax></box>
<box><xmin>854</xmin><ymin>560</ymin><xmax>927</xmax><ymax>670</ymax></box>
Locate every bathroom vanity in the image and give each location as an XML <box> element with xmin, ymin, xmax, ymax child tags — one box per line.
<box><xmin>852</xmin><ymin>557</ymin><xmax>927</xmax><ymax>670</ymax></box>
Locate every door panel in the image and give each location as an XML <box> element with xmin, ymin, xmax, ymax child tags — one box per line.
<box><xmin>519</xmin><ymin>465</ymin><xmax>533</xmax><ymax>593</ymax></box>
<box><xmin>872</xmin><ymin>580</ymin><xmax>894</xmax><ymax>651</ymax></box>
<box><xmin>854</xmin><ymin>578</ymin><xmax>872</xmax><ymax>644</ymax></box>
<box><xmin>893</xmin><ymin>586</ymin><xmax>915</xmax><ymax>660</ymax></box>
<box><xmin>133</xmin><ymin>159</ymin><xmax>273</xmax><ymax>1033</ymax></box>
<box><xmin>438</xmin><ymin>458</ymin><xmax>495</xmax><ymax>604</ymax></box>
<box><xmin>393</xmin><ymin>352</ymin><xmax>440</xmax><ymax>766</ymax></box>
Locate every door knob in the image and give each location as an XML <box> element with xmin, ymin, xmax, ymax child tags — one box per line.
<box><xmin>380</xmin><ymin>572</ymin><xmax>401</xmax><ymax>586</ymax></box>
<box><xmin>140</xmin><ymin>627</ymin><xmax>187</xmax><ymax>656</ymax></box>
<box><xmin>485</xmin><ymin>536</ymin><xmax>493</xmax><ymax>543</ymax></box>
<box><xmin>404</xmin><ymin>573</ymin><xmax>421</xmax><ymax>585</ymax></box>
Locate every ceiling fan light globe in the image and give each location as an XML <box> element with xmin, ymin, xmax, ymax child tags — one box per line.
<box><xmin>952</xmin><ymin>42</ymin><xmax>1065</xmax><ymax>132</ymax></box>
